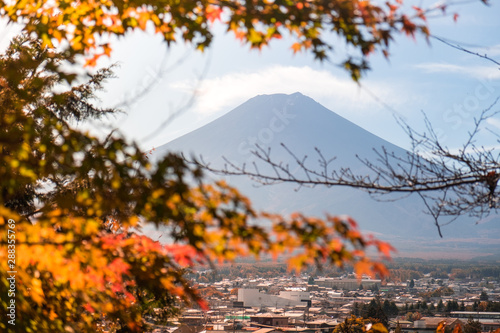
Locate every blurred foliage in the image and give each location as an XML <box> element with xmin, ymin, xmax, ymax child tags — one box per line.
<box><xmin>0</xmin><ymin>0</ymin><xmax>440</xmax><ymax>80</ymax></box>
<box><xmin>334</xmin><ymin>315</ymin><xmax>387</xmax><ymax>333</ymax></box>
<box><xmin>385</xmin><ymin>259</ymin><xmax>500</xmax><ymax>282</ymax></box>
<box><xmin>0</xmin><ymin>36</ymin><xmax>393</xmax><ymax>332</ymax></box>
<box><xmin>464</xmin><ymin>318</ymin><xmax>482</xmax><ymax>333</ymax></box>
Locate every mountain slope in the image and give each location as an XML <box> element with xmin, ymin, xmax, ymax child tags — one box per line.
<box><xmin>154</xmin><ymin>93</ymin><xmax>500</xmax><ymax>258</ymax></box>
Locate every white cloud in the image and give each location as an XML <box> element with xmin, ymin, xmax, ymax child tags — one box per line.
<box><xmin>170</xmin><ymin>65</ymin><xmax>409</xmax><ymax>118</ymax></box>
<box><xmin>471</xmin><ymin>44</ymin><xmax>500</xmax><ymax>58</ymax></box>
<box><xmin>415</xmin><ymin>62</ymin><xmax>500</xmax><ymax>80</ymax></box>
<box><xmin>486</xmin><ymin>117</ymin><xmax>500</xmax><ymax>130</ymax></box>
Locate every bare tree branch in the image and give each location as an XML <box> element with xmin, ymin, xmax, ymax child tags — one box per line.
<box><xmin>199</xmin><ymin>97</ymin><xmax>500</xmax><ymax>236</ymax></box>
<box><xmin>431</xmin><ymin>35</ymin><xmax>500</xmax><ymax>67</ymax></box>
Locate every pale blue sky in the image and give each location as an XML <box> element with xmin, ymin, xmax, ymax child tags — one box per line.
<box><xmin>74</xmin><ymin>1</ymin><xmax>500</xmax><ymax>153</ymax></box>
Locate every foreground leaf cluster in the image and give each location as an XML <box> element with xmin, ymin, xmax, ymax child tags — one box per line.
<box><xmin>0</xmin><ymin>36</ymin><xmax>394</xmax><ymax>332</ymax></box>
<box><xmin>0</xmin><ymin>0</ymin><xmax>433</xmax><ymax>80</ymax></box>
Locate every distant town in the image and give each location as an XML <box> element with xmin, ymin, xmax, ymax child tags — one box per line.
<box><xmin>137</xmin><ymin>259</ymin><xmax>500</xmax><ymax>333</ymax></box>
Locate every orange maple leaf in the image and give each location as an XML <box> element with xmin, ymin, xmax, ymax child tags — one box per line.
<box><xmin>108</xmin><ymin>258</ymin><xmax>130</xmax><ymax>275</ymax></box>
<box><xmin>436</xmin><ymin>321</ymin><xmax>446</xmax><ymax>333</ymax></box>
<box><xmin>453</xmin><ymin>323</ymin><xmax>463</xmax><ymax>333</ymax></box>
<box><xmin>377</xmin><ymin>241</ymin><xmax>395</xmax><ymax>257</ymax></box>
<box><xmin>197</xmin><ymin>298</ymin><xmax>210</xmax><ymax>311</ymax></box>
<box><xmin>354</xmin><ymin>259</ymin><xmax>373</xmax><ymax>277</ymax></box>
<box><xmin>84</xmin><ymin>54</ymin><xmax>101</xmax><ymax>67</ymax></box>
<box><xmin>206</xmin><ymin>5</ymin><xmax>222</xmax><ymax>23</ymax></box>
<box><xmin>83</xmin><ymin>303</ymin><xmax>95</xmax><ymax>313</ymax></box>
<box><xmin>291</xmin><ymin>42</ymin><xmax>302</xmax><ymax>53</ymax></box>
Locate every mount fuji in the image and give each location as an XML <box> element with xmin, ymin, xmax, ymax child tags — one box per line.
<box><xmin>153</xmin><ymin>93</ymin><xmax>500</xmax><ymax>259</ymax></box>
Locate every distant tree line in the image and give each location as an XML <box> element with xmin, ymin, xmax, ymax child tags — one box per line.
<box><xmin>352</xmin><ymin>298</ymin><xmax>395</xmax><ymax>326</ymax></box>
<box><xmin>385</xmin><ymin>261</ymin><xmax>500</xmax><ymax>282</ymax></box>
<box><xmin>420</xmin><ymin>287</ymin><xmax>455</xmax><ymax>298</ymax></box>
<box><xmin>352</xmin><ymin>298</ymin><xmax>500</xmax><ymax>322</ymax></box>
<box><xmin>337</xmin><ymin>313</ymin><xmax>483</xmax><ymax>333</ymax></box>
<box><xmin>188</xmin><ymin>259</ymin><xmax>500</xmax><ymax>284</ymax></box>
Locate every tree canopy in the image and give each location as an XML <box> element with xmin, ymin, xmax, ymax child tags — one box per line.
<box><xmin>334</xmin><ymin>315</ymin><xmax>388</xmax><ymax>333</ymax></box>
<box><xmin>0</xmin><ymin>0</ymin><xmax>439</xmax><ymax>80</ymax></box>
<box><xmin>0</xmin><ymin>34</ymin><xmax>393</xmax><ymax>332</ymax></box>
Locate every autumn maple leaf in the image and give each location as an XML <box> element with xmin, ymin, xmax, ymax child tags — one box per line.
<box><xmin>206</xmin><ymin>5</ymin><xmax>222</xmax><ymax>23</ymax></box>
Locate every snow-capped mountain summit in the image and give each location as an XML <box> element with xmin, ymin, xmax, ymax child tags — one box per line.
<box><xmin>154</xmin><ymin>93</ymin><xmax>500</xmax><ymax>259</ymax></box>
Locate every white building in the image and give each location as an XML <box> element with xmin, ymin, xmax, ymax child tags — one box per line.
<box><xmin>238</xmin><ymin>289</ymin><xmax>310</xmax><ymax>308</ymax></box>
